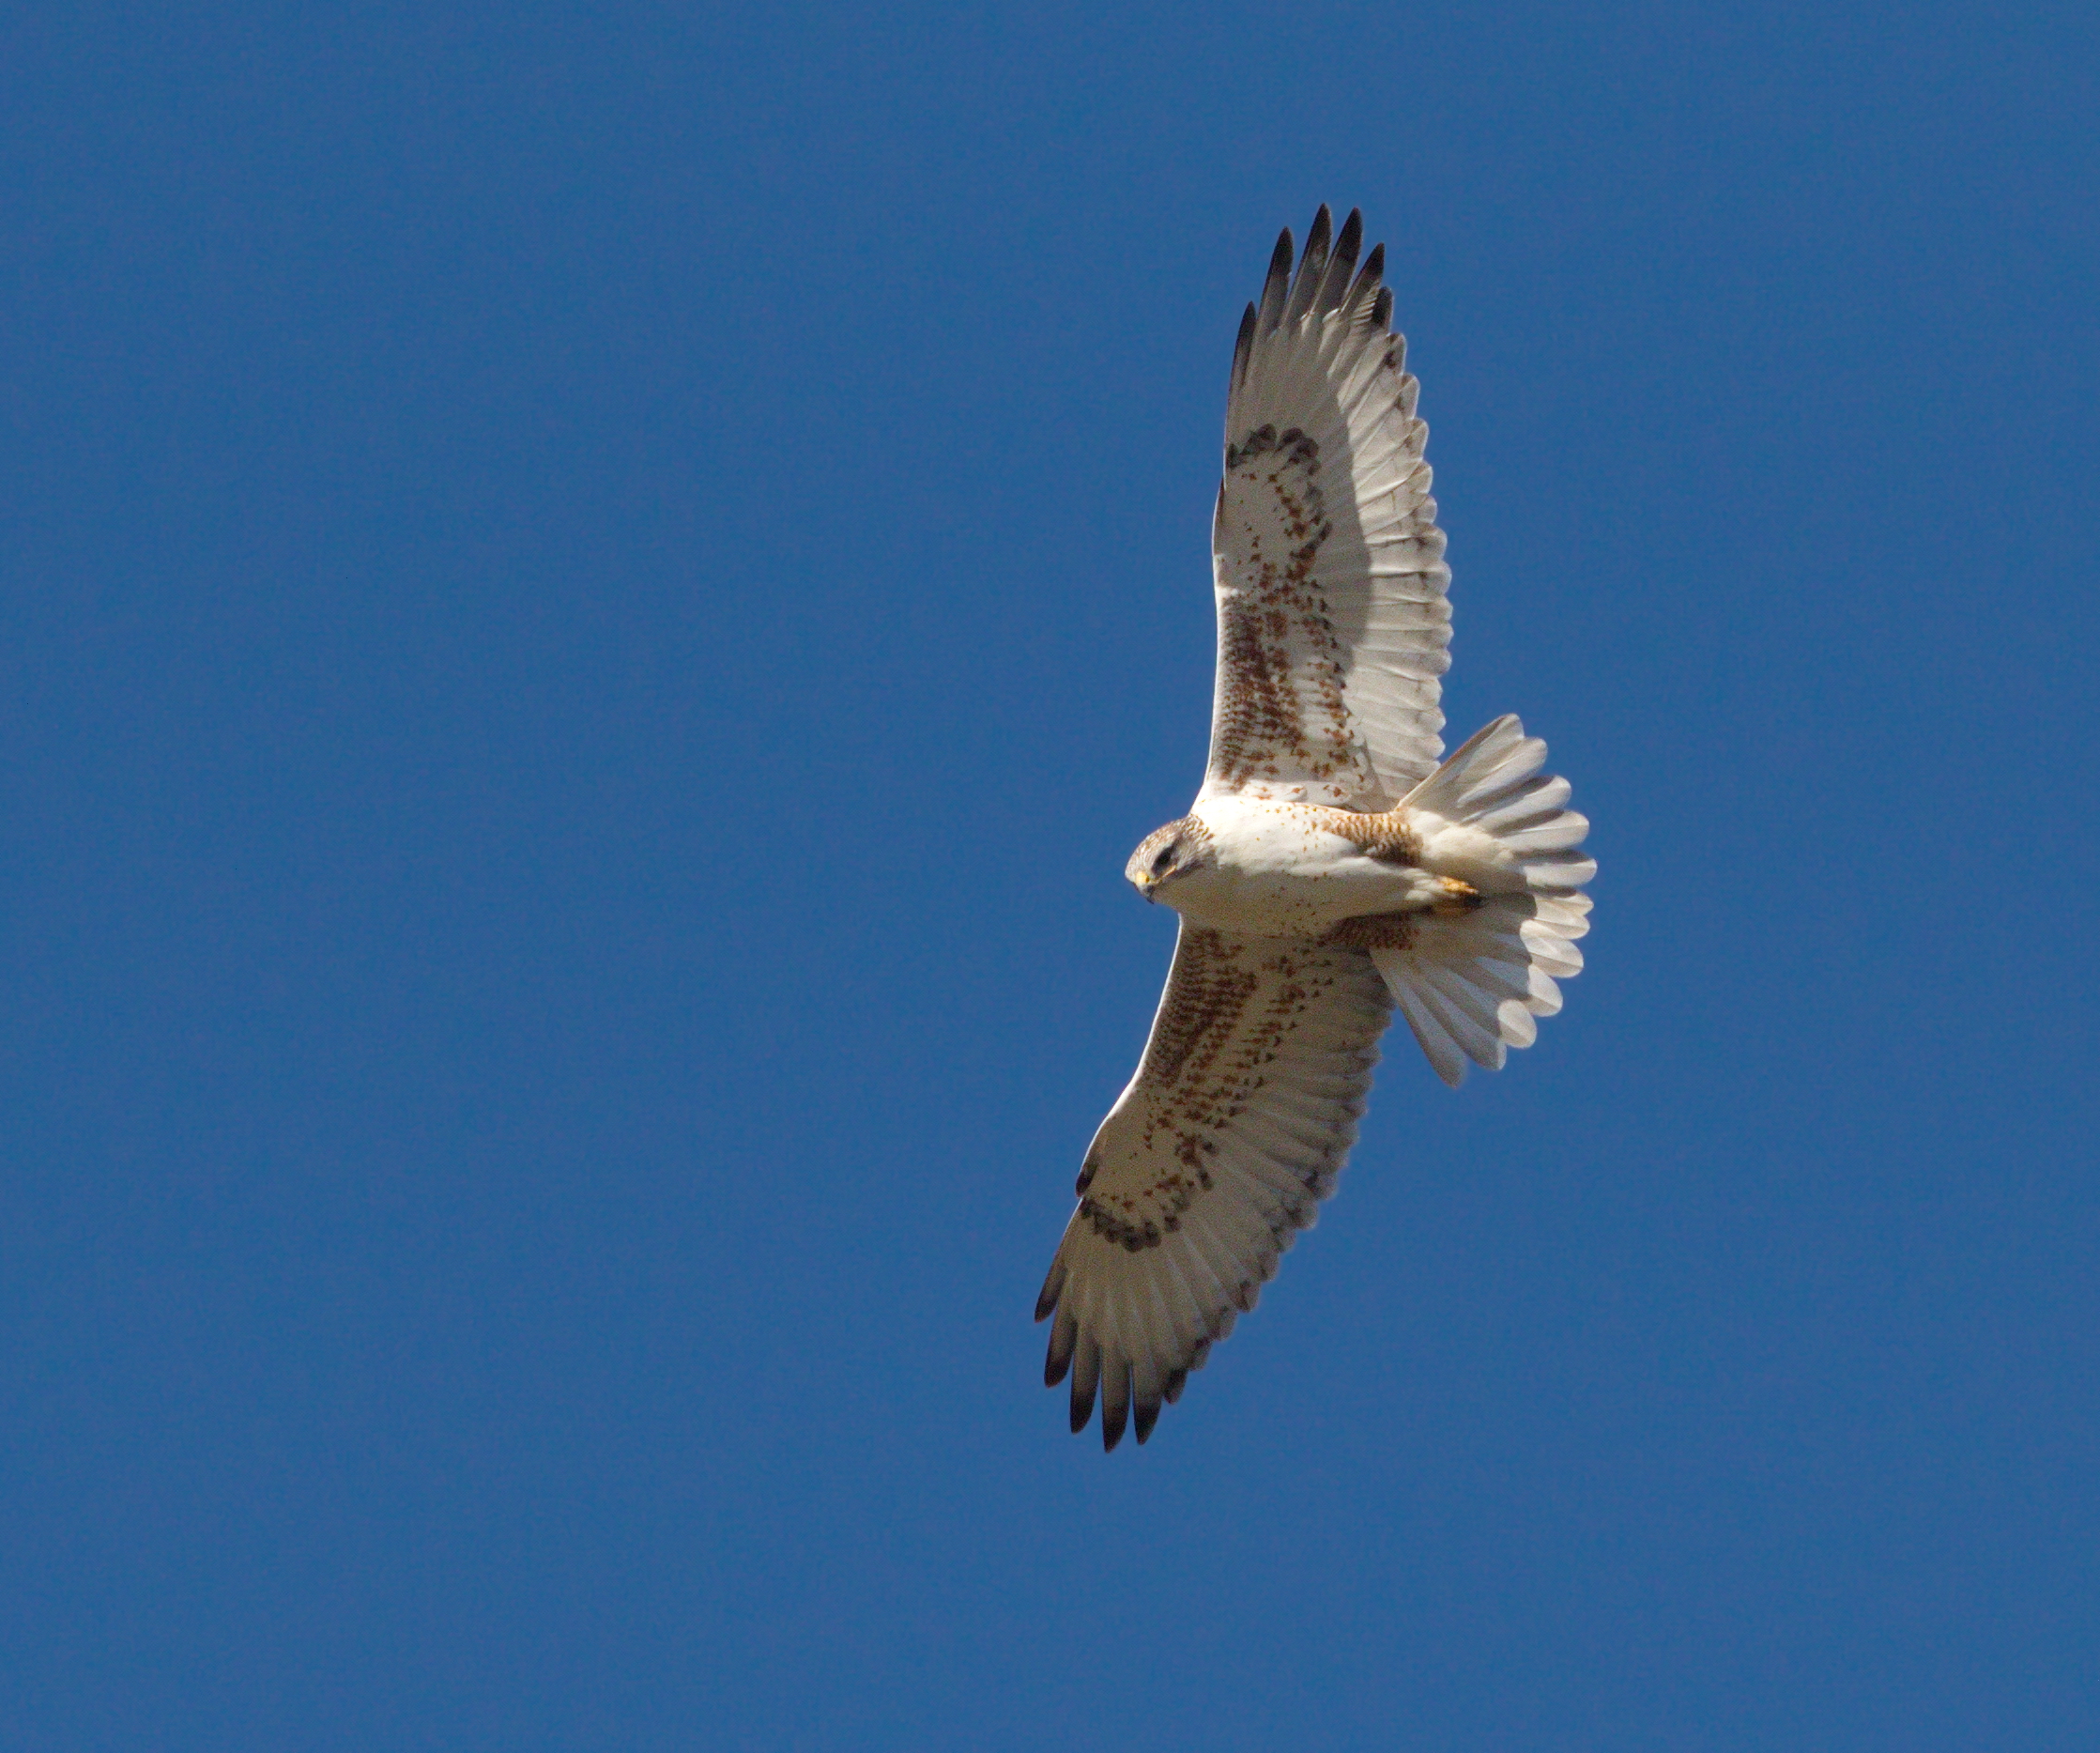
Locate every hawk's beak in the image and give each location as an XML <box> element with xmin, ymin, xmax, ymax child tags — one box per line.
<box><xmin>1135</xmin><ymin>876</ymin><xmax>1158</xmax><ymax>903</ymax></box>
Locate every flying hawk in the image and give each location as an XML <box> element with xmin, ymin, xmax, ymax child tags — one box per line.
<box><xmin>1035</xmin><ymin>208</ymin><xmax>1596</xmax><ymax>1450</ymax></box>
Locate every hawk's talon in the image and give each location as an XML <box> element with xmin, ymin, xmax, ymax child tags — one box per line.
<box><xmin>1432</xmin><ymin>878</ymin><xmax>1481</xmax><ymax>916</ymax></box>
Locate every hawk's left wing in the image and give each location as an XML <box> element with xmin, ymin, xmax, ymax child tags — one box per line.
<box><xmin>1035</xmin><ymin>924</ymin><xmax>1392</xmax><ymax>1449</ymax></box>
<box><xmin>1202</xmin><ymin>206</ymin><xmax>1453</xmax><ymax>810</ymax></box>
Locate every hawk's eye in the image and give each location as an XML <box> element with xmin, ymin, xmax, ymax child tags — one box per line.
<box><xmin>1152</xmin><ymin>845</ymin><xmax>1176</xmax><ymax>876</ymax></box>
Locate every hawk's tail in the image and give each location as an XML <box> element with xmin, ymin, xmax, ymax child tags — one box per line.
<box><xmin>1372</xmin><ymin>716</ymin><xmax>1595</xmax><ymax>1086</ymax></box>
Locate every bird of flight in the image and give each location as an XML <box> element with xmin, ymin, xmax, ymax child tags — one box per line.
<box><xmin>1035</xmin><ymin>208</ymin><xmax>1596</xmax><ymax>1450</ymax></box>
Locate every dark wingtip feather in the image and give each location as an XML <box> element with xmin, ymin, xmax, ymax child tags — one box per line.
<box><xmin>1069</xmin><ymin>1377</ymin><xmax>1096</xmax><ymax>1433</ymax></box>
<box><xmin>1316</xmin><ymin>208</ymin><xmax>1363</xmax><ymax>312</ymax></box>
<box><xmin>1345</xmin><ymin>241</ymin><xmax>1386</xmax><ymax>323</ymax></box>
<box><xmin>1098</xmin><ymin>1354</ymin><xmax>1132</xmax><ymax>1453</ymax></box>
<box><xmin>1372</xmin><ymin>285</ymin><xmax>1394</xmax><ymax>331</ymax></box>
<box><xmin>1335</xmin><ymin>208</ymin><xmax>1363</xmax><ymax>269</ymax></box>
<box><xmin>1044</xmin><ymin>1307</ymin><xmax>1077</xmax><ymax>1387</ymax></box>
<box><xmin>1133</xmin><ymin>1396</ymin><xmax>1162</xmax><ymax>1444</ymax></box>
<box><xmin>1256</xmin><ymin>227</ymin><xmax>1293</xmax><ymax>332</ymax></box>
<box><xmin>1285</xmin><ymin>205</ymin><xmax>1333</xmax><ymax>324</ymax></box>
<box><xmin>1231</xmin><ymin>300</ymin><xmax>1257</xmax><ymax>387</ymax></box>
<box><xmin>1068</xmin><ymin>1338</ymin><xmax>1101</xmax><ymax>1435</ymax></box>
<box><xmin>1034</xmin><ymin>1258</ymin><xmax>1065</xmax><ymax>1323</ymax></box>
<box><xmin>1162</xmin><ymin>1366</ymin><xmax>1188</xmax><ymax>1405</ymax></box>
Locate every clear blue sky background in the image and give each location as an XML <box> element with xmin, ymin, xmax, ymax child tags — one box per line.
<box><xmin>5</xmin><ymin>4</ymin><xmax>2096</xmax><ymax>1747</ymax></box>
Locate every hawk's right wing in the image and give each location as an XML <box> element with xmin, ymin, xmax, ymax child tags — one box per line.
<box><xmin>1201</xmin><ymin>206</ymin><xmax>1453</xmax><ymax>811</ymax></box>
<box><xmin>1035</xmin><ymin>924</ymin><xmax>1392</xmax><ymax>1449</ymax></box>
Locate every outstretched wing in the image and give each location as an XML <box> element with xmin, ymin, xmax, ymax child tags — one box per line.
<box><xmin>1202</xmin><ymin>206</ymin><xmax>1452</xmax><ymax>811</ymax></box>
<box><xmin>1035</xmin><ymin>925</ymin><xmax>1392</xmax><ymax>1449</ymax></box>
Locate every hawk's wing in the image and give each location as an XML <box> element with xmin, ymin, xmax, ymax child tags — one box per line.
<box><xmin>1035</xmin><ymin>925</ymin><xmax>1392</xmax><ymax>1448</ymax></box>
<box><xmin>1202</xmin><ymin>207</ymin><xmax>1452</xmax><ymax>810</ymax></box>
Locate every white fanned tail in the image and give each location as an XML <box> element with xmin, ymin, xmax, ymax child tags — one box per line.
<box><xmin>1373</xmin><ymin>715</ymin><xmax>1595</xmax><ymax>1086</ymax></box>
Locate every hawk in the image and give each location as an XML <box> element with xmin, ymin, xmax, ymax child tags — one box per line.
<box><xmin>1036</xmin><ymin>208</ymin><xmax>1596</xmax><ymax>1449</ymax></box>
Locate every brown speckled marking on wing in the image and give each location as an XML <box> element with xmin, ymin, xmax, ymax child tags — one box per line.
<box><xmin>1209</xmin><ymin>425</ymin><xmax>1371</xmax><ymax>797</ymax></box>
<box><xmin>1037</xmin><ymin>915</ymin><xmax>1393</xmax><ymax>1448</ymax></box>
<box><xmin>1324</xmin><ymin>912</ymin><xmax>1418</xmax><ymax>951</ymax></box>
<box><xmin>1078</xmin><ymin>930</ymin><xmax>1357</xmax><ymax>1253</ymax></box>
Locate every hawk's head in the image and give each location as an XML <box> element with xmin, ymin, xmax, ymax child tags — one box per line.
<box><xmin>1126</xmin><ymin>816</ymin><xmax>1214</xmax><ymax>902</ymax></box>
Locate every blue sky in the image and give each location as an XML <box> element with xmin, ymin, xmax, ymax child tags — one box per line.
<box><xmin>4</xmin><ymin>3</ymin><xmax>2097</xmax><ymax>1746</ymax></box>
